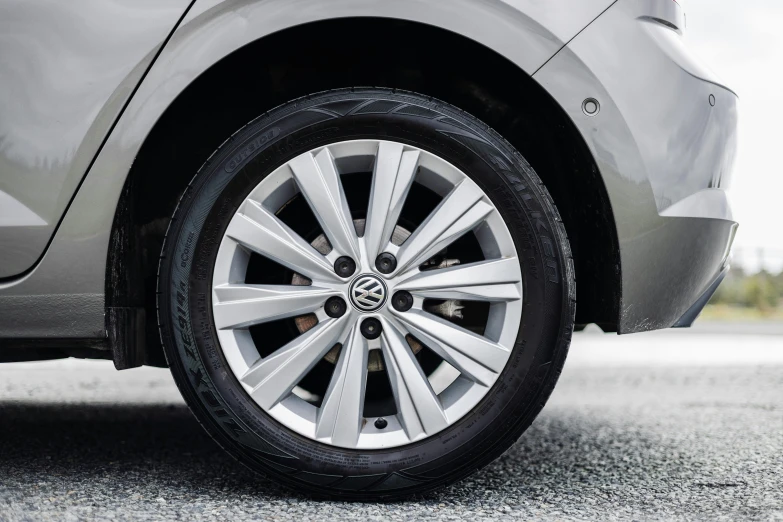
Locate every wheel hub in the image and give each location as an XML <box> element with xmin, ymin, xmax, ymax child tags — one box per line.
<box><xmin>349</xmin><ymin>274</ymin><xmax>387</xmax><ymax>311</ymax></box>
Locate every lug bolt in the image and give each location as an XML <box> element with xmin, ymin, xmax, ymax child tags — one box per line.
<box><xmin>392</xmin><ymin>291</ymin><xmax>413</xmax><ymax>312</ymax></box>
<box><xmin>374</xmin><ymin>417</ymin><xmax>388</xmax><ymax>430</ymax></box>
<box><xmin>324</xmin><ymin>296</ymin><xmax>347</xmax><ymax>318</ymax></box>
<box><xmin>360</xmin><ymin>317</ymin><xmax>382</xmax><ymax>340</ymax></box>
<box><xmin>375</xmin><ymin>253</ymin><xmax>397</xmax><ymax>274</ymax></box>
<box><xmin>334</xmin><ymin>256</ymin><xmax>356</xmax><ymax>278</ymax></box>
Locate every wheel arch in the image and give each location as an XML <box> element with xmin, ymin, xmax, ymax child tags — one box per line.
<box><xmin>107</xmin><ymin>17</ymin><xmax>621</xmax><ymax>368</ymax></box>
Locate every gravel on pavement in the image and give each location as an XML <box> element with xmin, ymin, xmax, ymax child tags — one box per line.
<box><xmin>0</xmin><ymin>328</ymin><xmax>781</xmax><ymax>521</ymax></box>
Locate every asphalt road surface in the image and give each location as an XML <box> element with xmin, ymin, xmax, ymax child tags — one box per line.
<box><xmin>1</xmin><ymin>325</ymin><xmax>781</xmax><ymax>521</ymax></box>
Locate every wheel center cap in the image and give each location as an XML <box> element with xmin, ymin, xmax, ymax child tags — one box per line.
<box><xmin>349</xmin><ymin>274</ymin><xmax>387</xmax><ymax>311</ymax></box>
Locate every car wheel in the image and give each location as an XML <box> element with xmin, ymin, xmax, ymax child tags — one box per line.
<box><xmin>158</xmin><ymin>88</ymin><xmax>575</xmax><ymax>500</ymax></box>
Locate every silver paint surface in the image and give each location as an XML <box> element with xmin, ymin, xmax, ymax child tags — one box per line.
<box><xmin>0</xmin><ymin>0</ymin><xmax>738</xmax><ymax>339</ymax></box>
<box><xmin>0</xmin><ymin>0</ymin><xmax>191</xmax><ymax>278</ymax></box>
<box><xmin>534</xmin><ymin>0</ymin><xmax>738</xmax><ymax>331</ymax></box>
<box><xmin>0</xmin><ymin>0</ymin><xmax>612</xmax><ymax>337</ymax></box>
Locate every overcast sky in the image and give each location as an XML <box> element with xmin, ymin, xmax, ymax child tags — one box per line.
<box><xmin>684</xmin><ymin>0</ymin><xmax>783</xmax><ymax>270</ymax></box>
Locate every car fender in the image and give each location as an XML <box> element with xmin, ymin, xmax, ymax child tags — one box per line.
<box><xmin>0</xmin><ymin>0</ymin><xmax>614</xmax><ymax>338</ymax></box>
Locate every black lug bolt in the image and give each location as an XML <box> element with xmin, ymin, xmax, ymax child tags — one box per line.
<box><xmin>334</xmin><ymin>256</ymin><xmax>356</xmax><ymax>278</ymax></box>
<box><xmin>360</xmin><ymin>317</ymin><xmax>382</xmax><ymax>340</ymax></box>
<box><xmin>392</xmin><ymin>291</ymin><xmax>414</xmax><ymax>312</ymax></box>
<box><xmin>375</xmin><ymin>252</ymin><xmax>397</xmax><ymax>274</ymax></box>
<box><xmin>325</xmin><ymin>296</ymin><xmax>347</xmax><ymax>318</ymax></box>
<box><xmin>374</xmin><ymin>418</ymin><xmax>388</xmax><ymax>430</ymax></box>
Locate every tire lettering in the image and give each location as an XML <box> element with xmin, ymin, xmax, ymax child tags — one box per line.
<box><xmin>225</xmin><ymin>127</ymin><xmax>281</xmax><ymax>172</ymax></box>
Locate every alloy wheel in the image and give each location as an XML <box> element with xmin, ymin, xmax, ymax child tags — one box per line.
<box><xmin>211</xmin><ymin>139</ymin><xmax>523</xmax><ymax>449</ymax></box>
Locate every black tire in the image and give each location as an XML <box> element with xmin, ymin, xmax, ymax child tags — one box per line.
<box><xmin>157</xmin><ymin>88</ymin><xmax>575</xmax><ymax>500</ymax></box>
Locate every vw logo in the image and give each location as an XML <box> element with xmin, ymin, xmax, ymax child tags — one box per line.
<box><xmin>349</xmin><ymin>274</ymin><xmax>387</xmax><ymax>311</ymax></box>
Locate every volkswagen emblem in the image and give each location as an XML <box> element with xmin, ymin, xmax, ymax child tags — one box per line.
<box><xmin>349</xmin><ymin>274</ymin><xmax>387</xmax><ymax>311</ymax></box>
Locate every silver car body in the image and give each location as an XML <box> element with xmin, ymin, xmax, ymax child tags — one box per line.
<box><xmin>0</xmin><ymin>0</ymin><xmax>737</xmax><ymax>345</ymax></box>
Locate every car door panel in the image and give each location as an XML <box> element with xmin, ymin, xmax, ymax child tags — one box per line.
<box><xmin>0</xmin><ymin>0</ymin><xmax>193</xmax><ymax>278</ymax></box>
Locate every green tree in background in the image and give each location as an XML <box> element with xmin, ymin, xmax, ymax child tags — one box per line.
<box><xmin>710</xmin><ymin>267</ymin><xmax>782</xmax><ymax>315</ymax></box>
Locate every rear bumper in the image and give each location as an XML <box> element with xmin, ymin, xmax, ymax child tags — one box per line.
<box><xmin>673</xmin><ymin>266</ymin><xmax>729</xmax><ymax>328</ymax></box>
<box><xmin>535</xmin><ymin>0</ymin><xmax>739</xmax><ymax>333</ymax></box>
<box><xmin>620</xmin><ymin>215</ymin><xmax>737</xmax><ymax>332</ymax></box>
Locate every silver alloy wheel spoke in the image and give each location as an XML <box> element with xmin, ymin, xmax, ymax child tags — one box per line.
<box><xmin>213</xmin><ymin>284</ymin><xmax>340</xmax><ymax>330</ymax></box>
<box><xmin>393</xmin><ymin>179</ymin><xmax>493</xmax><ymax>275</ymax></box>
<box><xmin>394</xmin><ymin>258</ymin><xmax>522</xmax><ymax>302</ymax></box>
<box><xmin>380</xmin><ymin>317</ymin><xmax>449</xmax><ymax>440</ymax></box>
<box><xmin>242</xmin><ymin>315</ymin><xmax>351</xmax><ymax>410</ymax></box>
<box><xmin>214</xmin><ymin>139</ymin><xmax>522</xmax><ymax>449</ymax></box>
<box><xmin>394</xmin><ymin>310</ymin><xmax>509</xmax><ymax>387</ymax></box>
<box><xmin>315</xmin><ymin>325</ymin><xmax>369</xmax><ymax>447</ymax></box>
<box><xmin>364</xmin><ymin>142</ymin><xmax>420</xmax><ymax>260</ymax></box>
<box><xmin>289</xmin><ymin>148</ymin><xmax>360</xmax><ymax>260</ymax></box>
<box><xmin>226</xmin><ymin>199</ymin><xmax>341</xmax><ymax>283</ymax></box>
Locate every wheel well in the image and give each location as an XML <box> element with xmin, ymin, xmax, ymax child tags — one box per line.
<box><xmin>107</xmin><ymin>18</ymin><xmax>621</xmax><ymax>368</ymax></box>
